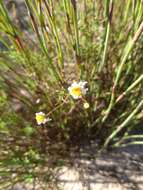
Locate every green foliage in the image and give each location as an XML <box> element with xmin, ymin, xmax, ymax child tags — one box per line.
<box><xmin>0</xmin><ymin>0</ymin><xmax>143</xmax><ymax>188</ymax></box>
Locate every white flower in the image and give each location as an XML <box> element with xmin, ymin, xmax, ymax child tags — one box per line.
<box><xmin>68</xmin><ymin>81</ymin><xmax>88</xmax><ymax>99</ymax></box>
<box><xmin>35</xmin><ymin>112</ymin><xmax>51</xmax><ymax>125</ymax></box>
<box><xmin>83</xmin><ymin>102</ymin><xmax>90</xmax><ymax>109</ymax></box>
<box><xmin>36</xmin><ymin>98</ymin><xmax>40</xmax><ymax>104</ymax></box>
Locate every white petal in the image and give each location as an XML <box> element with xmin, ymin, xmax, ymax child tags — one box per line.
<box><xmin>72</xmin><ymin>95</ymin><xmax>79</xmax><ymax>99</ymax></box>
<box><xmin>36</xmin><ymin>112</ymin><xmax>45</xmax><ymax>116</ymax></box>
<box><xmin>36</xmin><ymin>99</ymin><xmax>40</xmax><ymax>104</ymax></box>
<box><xmin>79</xmin><ymin>81</ymin><xmax>87</xmax><ymax>88</ymax></box>
<box><xmin>37</xmin><ymin>121</ymin><xmax>42</xmax><ymax>125</ymax></box>
<box><xmin>71</xmin><ymin>81</ymin><xmax>78</xmax><ymax>87</ymax></box>
<box><xmin>82</xmin><ymin>88</ymin><xmax>88</xmax><ymax>94</ymax></box>
<box><xmin>68</xmin><ymin>86</ymin><xmax>72</xmax><ymax>92</ymax></box>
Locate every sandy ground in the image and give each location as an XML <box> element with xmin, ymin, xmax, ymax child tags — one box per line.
<box><xmin>56</xmin><ymin>142</ymin><xmax>143</xmax><ymax>190</ymax></box>
<box><xmin>10</xmin><ymin>142</ymin><xmax>143</xmax><ymax>190</ymax></box>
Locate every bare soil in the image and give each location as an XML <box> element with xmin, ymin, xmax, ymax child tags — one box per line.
<box><xmin>10</xmin><ymin>142</ymin><xmax>143</xmax><ymax>190</ymax></box>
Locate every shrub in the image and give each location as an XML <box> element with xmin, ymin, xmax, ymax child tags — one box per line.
<box><xmin>0</xmin><ymin>0</ymin><xmax>143</xmax><ymax>188</ymax></box>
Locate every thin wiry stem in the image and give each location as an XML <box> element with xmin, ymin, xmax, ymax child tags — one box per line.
<box><xmin>103</xmin><ymin>98</ymin><xmax>143</xmax><ymax>148</ymax></box>
<box><xmin>102</xmin><ymin>21</ymin><xmax>143</xmax><ymax>123</ymax></box>
<box><xmin>116</xmin><ymin>74</ymin><xmax>143</xmax><ymax>103</ymax></box>
<box><xmin>98</xmin><ymin>0</ymin><xmax>113</xmax><ymax>72</ymax></box>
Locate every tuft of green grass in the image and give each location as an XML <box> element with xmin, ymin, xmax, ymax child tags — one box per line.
<box><xmin>0</xmin><ymin>0</ymin><xmax>143</xmax><ymax>188</ymax></box>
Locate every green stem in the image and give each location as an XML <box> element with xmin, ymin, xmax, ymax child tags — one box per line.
<box><xmin>116</xmin><ymin>74</ymin><xmax>143</xmax><ymax>103</ymax></box>
<box><xmin>102</xmin><ymin>21</ymin><xmax>143</xmax><ymax>123</ymax></box>
<box><xmin>98</xmin><ymin>0</ymin><xmax>113</xmax><ymax>72</ymax></box>
<box><xmin>103</xmin><ymin>99</ymin><xmax>143</xmax><ymax>148</ymax></box>
<box><xmin>113</xmin><ymin>135</ymin><xmax>143</xmax><ymax>147</ymax></box>
<box><xmin>114</xmin><ymin>141</ymin><xmax>143</xmax><ymax>148</ymax></box>
<box><xmin>43</xmin><ymin>0</ymin><xmax>64</xmax><ymax>70</ymax></box>
<box><xmin>71</xmin><ymin>0</ymin><xmax>80</xmax><ymax>56</ymax></box>
<box><xmin>98</xmin><ymin>22</ymin><xmax>110</xmax><ymax>72</ymax></box>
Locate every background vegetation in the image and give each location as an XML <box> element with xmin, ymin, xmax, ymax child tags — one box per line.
<box><xmin>0</xmin><ymin>0</ymin><xmax>143</xmax><ymax>188</ymax></box>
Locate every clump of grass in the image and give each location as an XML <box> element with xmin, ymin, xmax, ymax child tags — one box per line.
<box><xmin>0</xmin><ymin>0</ymin><xmax>143</xmax><ymax>188</ymax></box>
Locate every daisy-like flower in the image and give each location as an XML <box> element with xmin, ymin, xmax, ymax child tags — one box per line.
<box><xmin>35</xmin><ymin>112</ymin><xmax>51</xmax><ymax>125</ymax></box>
<box><xmin>68</xmin><ymin>81</ymin><xmax>88</xmax><ymax>99</ymax></box>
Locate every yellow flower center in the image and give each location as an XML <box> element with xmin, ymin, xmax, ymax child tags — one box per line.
<box><xmin>71</xmin><ymin>87</ymin><xmax>82</xmax><ymax>97</ymax></box>
<box><xmin>36</xmin><ymin>114</ymin><xmax>45</xmax><ymax>123</ymax></box>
